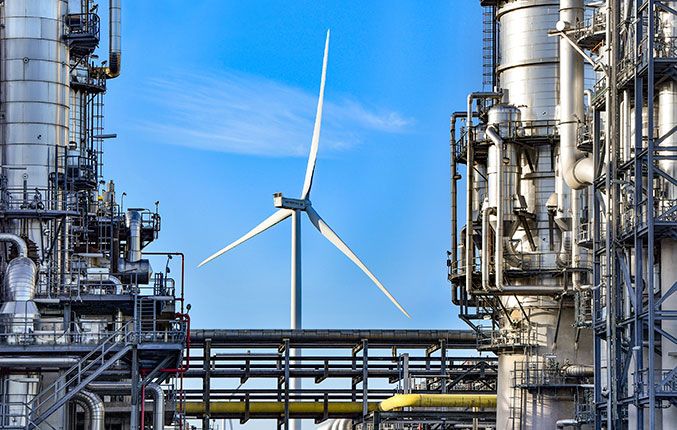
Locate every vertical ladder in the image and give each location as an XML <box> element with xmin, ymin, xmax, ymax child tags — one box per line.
<box><xmin>482</xmin><ymin>6</ymin><xmax>497</xmax><ymax>91</ymax></box>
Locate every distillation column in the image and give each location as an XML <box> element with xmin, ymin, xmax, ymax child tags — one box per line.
<box><xmin>491</xmin><ymin>1</ymin><xmax>593</xmax><ymax>428</ymax></box>
<box><xmin>0</xmin><ymin>0</ymin><xmax>70</xmax><ymax>257</ymax></box>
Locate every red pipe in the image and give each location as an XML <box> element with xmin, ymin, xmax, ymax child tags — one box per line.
<box><xmin>141</xmin><ymin>380</ymin><xmax>146</xmax><ymax>430</ymax></box>
<box><xmin>140</xmin><ymin>252</ymin><xmax>188</xmax><ymax>427</ymax></box>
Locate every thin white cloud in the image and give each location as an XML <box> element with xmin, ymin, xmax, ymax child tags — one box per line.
<box><xmin>132</xmin><ymin>70</ymin><xmax>413</xmax><ymax>157</ymax></box>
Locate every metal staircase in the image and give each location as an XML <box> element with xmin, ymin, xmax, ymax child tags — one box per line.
<box><xmin>25</xmin><ymin>321</ymin><xmax>135</xmax><ymax>429</ymax></box>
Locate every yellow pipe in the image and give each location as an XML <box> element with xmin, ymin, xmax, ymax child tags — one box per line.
<box><xmin>379</xmin><ymin>394</ymin><xmax>496</xmax><ymax>411</ymax></box>
<box><xmin>184</xmin><ymin>394</ymin><xmax>496</xmax><ymax>417</ymax></box>
<box><xmin>183</xmin><ymin>401</ymin><xmax>380</xmax><ymax>415</ymax></box>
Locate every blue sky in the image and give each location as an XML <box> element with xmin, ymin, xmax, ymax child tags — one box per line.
<box><xmin>103</xmin><ymin>1</ymin><xmax>482</xmax><ymax>332</ymax></box>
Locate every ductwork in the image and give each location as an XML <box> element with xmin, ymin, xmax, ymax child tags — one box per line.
<box><xmin>107</xmin><ymin>0</ymin><xmax>121</xmax><ymax>78</ymax></box>
<box><xmin>145</xmin><ymin>382</ymin><xmax>165</xmax><ymax>430</ymax></box>
<box><xmin>87</xmin><ymin>381</ymin><xmax>164</xmax><ymax>429</ymax></box>
<box><xmin>558</xmin><ymin>0</ymin><xmax>593</xmax><ymax>190</ymax></box>
<box><xmin>72</xmin><ymin>390</ymin><xmax>105</xmax><ymax>430</ymax></box>
<box><xmin>0</xmin><ymin>234</ymin><xmax>27</xmax><ymax>257</ymax></box>
<box><xmin>118</xmin><ymin>210</ymin><xmax>152</xmax><ymax>283</ymax></box>
<box><xmin>0</xmin><ymin>256</ymin><xmax>39</xmax><ymax>340</ymax></box>
<box><xmin>125</xmin><ymin>210</ymin><xmax>142</xmax><ymax>262</ymax></box>
<box><xmin>72</xmin><ymin>396</ymin><xmax>91</xmax><ymax>430</ymax></box>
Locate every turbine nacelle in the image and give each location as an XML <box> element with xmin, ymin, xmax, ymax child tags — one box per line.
<box><xmin>273</xmin><ymin>193</ymin><xmax>311</xmax><ymax>211</ymax></box>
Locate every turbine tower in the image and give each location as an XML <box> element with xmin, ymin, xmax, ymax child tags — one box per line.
<box><xmin>198</xmin><ymin>30</ymin><xmax>411</xmax><ymax>330</ymax></box>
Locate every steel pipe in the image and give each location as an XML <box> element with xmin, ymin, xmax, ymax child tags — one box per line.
<box><xmin>379</xmin><ymin>394</ymin><xmax>497</xmax><ymax>411</ymax></box>
<box><xmin>87</xmin><ymin>381</ymin><xmax>164</xmax><ymax>429</ymax></box>
<box><xmin>486</xmin><ymin>126</ymin><xmax>504</xmax><ymax>291</ymax></box>
<box><xmin>72</xmin><ymin>391</ymin><xmax>105</xmax><ymax>430</ymax></box>
<box><xmin>189</xmin><ymin>329</ymin><xmax>477</xmax><ymax>347</ymax></box>
<box><xmin>183</xmin><ymin>401</ymin><xmax>380</xmax><ymax>416</ymax></box>
<box><xmin>107</xmin><ymin>0</ymin><xmax>121</xmax><ymax>78</ymax></box>
<box><xmin>466</xmin><ymin>92</ymin><xmax>503</xmax><ymax>296</ymax></box>
<box><xmin>0</xmin><ymin>357</ymin><xmax>78</xmax><ymax>368</ymax></box>
<box><xmin>558</xmin><ymin>0</ymin><xmax>593</xmax><ymax>189</ymax></box>
<box><xmin>0</xmin><ymin>234</ymin><xmax>27</xmax><ymax>258</ymax></box>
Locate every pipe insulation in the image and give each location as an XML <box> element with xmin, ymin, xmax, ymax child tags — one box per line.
<box><xmin>558</xmin><ymin>0</ymin><xmax>593</xmax><ymax>189</ymax></box>
<box><xmin>107</xmin><ymin>0</ymin><xmax>121</xmax><ymax>78</ymax></box>
<box><xmin>0</xmin><ymin>256</ymin><xmax>39</xmax><ymax>337</ymax></box>
<box><xmin>72</xmin><ymin>391</ymin><xmax>105</xmax><ymax>430</ymax></box>
<box><xmin>563</xmin><ymin>364</ymin><xmax>594</xmax><ymax>377</ymax></box>
<box><xmin>86</xmin><ymin>381</ymin><xmax>164</xmax><ymax>430</ymax></box>
<box><xmin>0</xmin><ymin>234</ymin><xmax>27</xmax><ymax>258</ymax></box>
<box><xmin>486</xmin><ymin>125</ymin><xmax>505</xmax><ymax>291</ymax></box>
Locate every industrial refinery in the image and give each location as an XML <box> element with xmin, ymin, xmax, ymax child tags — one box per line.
<box><xmin>0</xmin><ymin>0</ymin><xmax>675</xmax><ymax>430</ymax></box>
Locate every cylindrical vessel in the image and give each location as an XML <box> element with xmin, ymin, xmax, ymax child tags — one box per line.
<box><xmin>497</xmin><ymin>0</ymin><xmax>560</xmax><ymax>124</ymax></box>
<box><xmin>492</xmin><ymin>1</ymin><xmax>594</xmax><ymax>429</ymax></box>
<box><xmin>1</xmin><ymin>0</ymin><xmax>70</xmax><ymax>259</ymax></box>
<box><xmin>1</xmin><ymin>0</ymin><xmax>69</xmax><ymax>195</ymax></box>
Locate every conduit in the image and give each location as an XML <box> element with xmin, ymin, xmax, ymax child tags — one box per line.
<box><xmin>379</xmin><ymin>394</ymin><xmax>497</xmax><ymax>411</ymax></box>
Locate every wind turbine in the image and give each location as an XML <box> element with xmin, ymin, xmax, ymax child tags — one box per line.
<box><xmin>198</xmin><ymin>30</ymin><xmax>411</xmax><ymax>326</ymax></box>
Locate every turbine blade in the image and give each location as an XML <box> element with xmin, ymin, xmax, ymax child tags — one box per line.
<box><xmin>301</xmin><ymin>30</ymin><xmax>330</xmax><ymax>199</ymax></box>
<box><xmin>305</xmin><ymin>206</ymin><xmax>411</xmax><ymax>318</ymax></box>
<box><xmin>198</xmin><ymin>209</ymin><xmax>293</xmax><ymax>267</ymax></box>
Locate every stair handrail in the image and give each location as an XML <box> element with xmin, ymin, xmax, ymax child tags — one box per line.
<box><xmin>27</xmin><ymin>320</ymin><xmax>135</xmax><ymax>421</ymax></box>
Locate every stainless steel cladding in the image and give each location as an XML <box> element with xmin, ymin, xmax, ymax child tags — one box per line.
<box><xmin>108</xmin><ymin>0</ymin><xmax>121</xmax><ymax>78</ymax></box>
<box><xmin>125</xmin><ymin>210</ymin><xmax>142</xmax><ymax>262</ymax></box>
<box><xmin>1</xmin><ymin>0</ymin><xmax>69</xmax><ymax>193</ymax></box>
<box><xmin>497</xmin><ymin>1</ymin><xmax>560</xmax><ymax>122</ymax></box>
<box><xmin>72</xmin><ymin>390</ymin><xmax>105</xmax><ymax>430</ymax></box>
<box><xmin>0</xmin><ymin>257</ymin><xmax>39</xmax><ymax>340</ymax></box>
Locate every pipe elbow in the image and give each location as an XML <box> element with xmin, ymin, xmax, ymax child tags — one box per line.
<box><xmin>0</xmin><ymin>234</ymin><xmax>28</xmax><ymax>258</ymax></box>
<box><xmin>73</xmin><ymin>391</ymin><xmax>105</xmax><ymax>430</ymax></box>
<box><xmin>107</xmin><ymin>53</ymin><xmax>121</xmax><ymax>78</ymax></box>
<box><xmin>563</xmin><ymin>156</ymin><xmax>594</xmax><ymax>189</ymax></box>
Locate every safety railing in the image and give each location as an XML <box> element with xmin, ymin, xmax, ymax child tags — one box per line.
<box><xmin>476</xmin><ymin>323</ymin><xmax>541</xmax><ymax>351</ymax></box>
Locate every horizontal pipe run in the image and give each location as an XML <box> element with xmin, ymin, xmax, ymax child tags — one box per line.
<box><xmin>190</xmin><ymin>329</ymin><xmax>476</xmax><ymax>347</ymax></box>
<box><xmin>183</xmin><ymin>401</ymin><xmax>380</xmax><ymax>416</ymax></box>
<box><xmin>0</xmin><ymin>357</ymin><xmax>78</xmax><ymax>368</ymax></box>
<box><xmin>379</xmin><ymin>394</ymin><xmax>497</xmax><ymax>411</ymax></box>
<box><xmin>563</xmin><ymin>364</ymin><xmax>594</xmax><ymax>377</ymax></box>
<box><xmin>472</xmin><ymin>286</ymin><xmax>565</xmax><ymax>295</ymax></box>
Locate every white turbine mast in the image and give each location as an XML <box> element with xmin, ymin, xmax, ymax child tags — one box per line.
<box><xmin>198</xmin><ymin>30</ymin><xmax>411</xmax><ymax>323</ymax></box>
